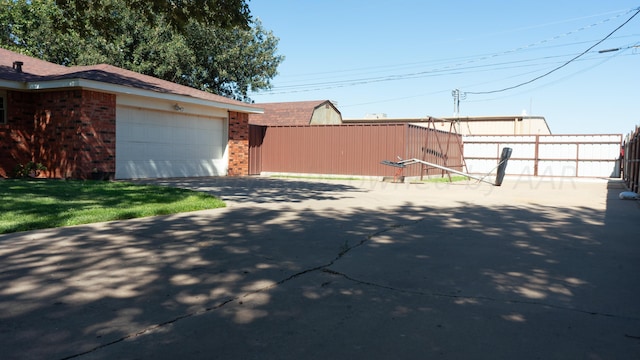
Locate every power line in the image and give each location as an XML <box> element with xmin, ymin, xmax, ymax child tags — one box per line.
<box><xmin>256</xmin><ymin>33</ymin><xmax>638</xmax><ymax>95</ymax></box>
<box><xmin>257</xmin><ymin>50</ymin><xmax>633</xmax><ymax>95</ymax></box>
<box><xmin>465</xmin><ymin>7</ymin><xmax>640</xmax><ymax>96</ymax></box>
<box><xmin>251</xmin><ymin>7</ymin><xmax>639</xmax><ymax>104</ymax></box>
<box><xmin>464</xmin><ymin>49</ymin><xmax>631</xmax><ymax>103</ymax></box>
<box><xmin>334</xmin><ymin>49</ymin><xmax>638</xmax><ymax>110</ymax></box>
<box><xmin>258</xmin><ymin>9</ymin><xmax>634</xmax><ymax>91</ymax></box>
<box><xmin>337</xmin><ymin>50</ymin><xmax>639</xmax><ymax>110</ymax></box>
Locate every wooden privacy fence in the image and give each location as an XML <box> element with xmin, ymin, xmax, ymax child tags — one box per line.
<box><xmin>249</xmin><ymin>123</ymin><xmax>463</xmax><ymax>178</ymax></box>
<box><xmin>623</xmin><ymin>126</ymin><xmax>640</xmax><ymax>193</ymax></box>
<box><xmin>463</xmin><ymin>134</ymin><xmax>622</xmax><ymax>178</ymax></box>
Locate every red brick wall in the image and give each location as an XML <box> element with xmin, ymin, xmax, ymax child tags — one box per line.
<box><xmin>227</xmin><ymin>111</ymin><xmax>249</xmax><ymax>176</ymax></box>
<box><xmin>0</xmin><ymin>89</ymin><xmax>115</xmax><ymax>179</ymax></box>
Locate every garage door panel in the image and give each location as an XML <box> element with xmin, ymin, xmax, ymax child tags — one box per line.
<box><xmin>117</xmin><ymin>159</ymin><xmax>224</xmax><ymax>179</ymax></box>
<box><xmin>119</xmin><ymin>123</ymin><xmax>145</xmax><ymax>142</ymax></box>
<box><xmin>171</xmin><ymin>127</ymin><xmax>187</xmax><ymax>144</ymax></box>
<box><xmin>116</xmin><ymin>106</ymin><xmax>227</xmax><ymax>179</ymax></box>
<box><xmin>213</xmin><ymin>144</ymin><xmax>224</xmax><ymax>159</ymax></box>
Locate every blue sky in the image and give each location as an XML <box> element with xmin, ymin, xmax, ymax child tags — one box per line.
<box><xmin>248</xmin><ymin>1</ymin><xmax>639</xmax><ymax>135</ymax></box>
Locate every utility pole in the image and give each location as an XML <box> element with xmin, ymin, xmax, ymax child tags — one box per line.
<box><xmin>451</xmin><ymin>89</ymin><xmax>466</xmax><ymax>135</ymax></box>
<box><xmin>451</xmin><ymin>89</ymin><xmax>466</xmax><ymax>117</ymax></box>
<box><xmin>452</xmin><ymin>89</ymin><xmax>460</xmax><ymax>117</ymax></box>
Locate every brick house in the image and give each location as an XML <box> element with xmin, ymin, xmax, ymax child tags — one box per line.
<box><xmin>0</xmin><ymin>47</ymin><xmax>261</xmax><ymax>179</ymax></box>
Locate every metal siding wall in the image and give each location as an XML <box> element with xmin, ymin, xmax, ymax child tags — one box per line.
<box><xmin>248</xmin><ymin>125</ymin><xmax>266</xmax><ymax>175</ymax></box>
<box><xmin>539</xmin><ymin>143</ymin><xmax>577</xmax><ymax>159</ymax></box>
<box><xmin>578</xmin><ymin>160</ymin><xmax>617</xmax><ymax>177</ymax></box>
<box><xmin>462</xmin><ymin>136</ymin><xmax>532</xmax><ymax>175</ymax></box>
<box><xmin>580</xmin><ymin>143</ymin><xmax>619</xmax><ymax>160</ymax></box>
<box><xmin>254</xmin><ymin>123</ymin><xmax>464</xmax><ymax>178</ymax></box>
<box><xmin>507</xmin><ymin>160</ymin><xmax>536</xmax><ymax>175</ymax></box>
<box><xmin>508</xmin><ymin>143</ymin><xmax>536</xmax><ymax>158</ymax></box>
<box><xmin>537</xmin><ymin>161</ymin><xmax>577</xmax><ymax>177</ymax></box>
<box><xmin>258</xmin><ymin>124</ymin><xmax>407</xmax><ymax>176</ymax></box>
<box><xmin>405</xmin><ymin>125</ymin><xmax>464</xmax><ymax>177</ymax></box>
<box><xmin>623</xmin><ymin>127</ymin><xmax>639</xmax><ymax>192</ymax></box>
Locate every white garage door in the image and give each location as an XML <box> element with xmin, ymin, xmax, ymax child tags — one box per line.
<box><xmin>116</xmin><ymin>106</ymin><xmax>227</xmax><ymax>179</ymax></box>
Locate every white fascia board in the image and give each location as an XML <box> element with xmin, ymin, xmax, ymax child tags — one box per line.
<box><xmin>0</xmin><ymin>79</ymin><xmax>27</xmax><ymax>90</ymax></box>
<box><xmin>25</xmin><ymin>78</ymin><xmax>264</xmax><ymax>114</ymax></box>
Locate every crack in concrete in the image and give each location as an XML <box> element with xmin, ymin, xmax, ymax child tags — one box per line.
<box><xmin>61</xmin><ymin>218</ymin><xmax>421</xmax><ymax>359</ymax></box>
<box><xmin>335</xmin><ymin>218</ymin><xmax>424</xmax><ymax>258</ymax></box>
<box><xmin>322</xmin><ymin>217</ymin><xmax>640</xmax><ymax>323</ymax></box>
<box><xmin>61</xmin><ymin>215</ymin><xmax>638</xmax><ymax>359</ymax></box>
<box><xmin>320</xmin><ymin>268</ymin><xmax>640</xmax><ymax>322</ymax></box>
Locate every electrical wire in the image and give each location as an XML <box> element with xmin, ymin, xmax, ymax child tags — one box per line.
<box><xmin>255</xmin><ymin>8</ymin><xmax>635</xmax><ymax>94</ymax></box>
<box><xmin>465</xmin><ymin>7</ymin><xmax>640</xmax><ymax>96</ymax></box>
<box><xmin>464</xmin><ymin>49</ymin><xmax>631</xmax><ymax>103</ymax></box>
<box><xmin>257</xmin><ymin>50</ymin><xmax>633</xmax><ymax>95</ymax></box>
<box><xmin>256</xmin><ymin>34</ymin><xmax>638</xmax><ymax>94</ymax></box>
<box><xmin>340</xmin><ymin>50</ymin><xmax>638</xmax><ymax>109</ymax></box>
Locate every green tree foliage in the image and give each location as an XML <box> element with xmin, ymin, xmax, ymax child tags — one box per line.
<box><xmin>54</xmin><ymin>0</ymin><xmax>251</xmax><ymax>33</ymax></box>
<box><xmin>0</xmin><ymin>0</ymin><xmax>283</xmax><ymax>101</ymax></box>
<box><xmin>184</xmin><ymin>19</ymin><xmax>282</xmax><ymax>101</ymax></box>
<box><xmin>0</xmin><ymin>0</ymin><xmax>75</xmax><ymax>63</ymax></box>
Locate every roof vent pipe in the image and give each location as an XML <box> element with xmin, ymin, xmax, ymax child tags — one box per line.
<box><xmin>13</xmin><ymin>61</ymin><xmax>24</xmax><ymax>73</ymax></box>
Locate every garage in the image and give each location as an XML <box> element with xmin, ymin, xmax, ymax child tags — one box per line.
<box><xmin>116</xmin><ymin>105</ymin><xmax>227</xmax><ymax>179</ymax></box>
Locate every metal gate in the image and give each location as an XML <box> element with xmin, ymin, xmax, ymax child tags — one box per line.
<box><xmin>463</xmin><ymin>134</ymin><xmax>622</xmax><ymax>178</ymax></box>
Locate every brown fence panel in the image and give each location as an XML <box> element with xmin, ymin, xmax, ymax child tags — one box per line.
<box><xmin>405</xmin><ymin>124</ymin><xmax>464</xmax><ymax>178</ymax></box>
<box><xmin>248</xmin><ymin>125</ymin><xmax>266</xmax><ymax>175</ymax></box>
<box><xmin>259</xmin><ymin>124</ymin><xmax>406</xmax><ymax>176</ymax></box>
<box><xmin>252</xmin><ymin>123</ymin><xmax>464</xmax><ymax>178</ymax></box>
<box><xmin>623</xmin><ymin>126</ymin><xmax>640</xmax><ymax>193</ymax></box>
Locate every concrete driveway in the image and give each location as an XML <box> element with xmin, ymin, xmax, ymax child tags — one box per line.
<box><xmin>1</xmin><ymin>176</ymin><xmax>639</xmax><ymax>359</ymax></box>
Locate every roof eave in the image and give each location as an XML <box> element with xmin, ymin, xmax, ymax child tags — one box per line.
<box><xmin>0</xmin><ymin>79</ymin><xmax>27</xmax><ymax>90</ymax></box>
<box><xmin>23</xmin><ymin>78</ymin><xmax>263</xmax><ymax>114</ymax></box>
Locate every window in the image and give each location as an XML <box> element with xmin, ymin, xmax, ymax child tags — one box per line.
<box><xmin>0</xmin><ymin>92</ymin><xmax>5</xmax><ymax>124</ymax></box>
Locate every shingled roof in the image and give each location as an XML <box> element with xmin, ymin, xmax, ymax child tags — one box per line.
<box><xmin>249</xmin><ymin>100</ymin><xmax>340</xmax><ymax>126</ymax></box>
<box><xmin>0</xmin><ymin>47</ymin><xmax>260</xmax><ymax>112</ymax></box>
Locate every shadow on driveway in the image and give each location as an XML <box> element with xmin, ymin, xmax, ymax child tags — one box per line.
<box><xmin>132</xmin><ymin>176</ymin><xmax>366</xmax><ymax>204</ymax></box>
<box><xmin>0</xmin><ymin>178</ymin><xmax>639</xmax><ymax>359</ymax></box>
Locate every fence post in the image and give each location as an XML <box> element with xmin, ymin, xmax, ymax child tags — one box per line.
<box><xmin>624</xmin><ymin>126</ymin><xmax>640</xmax><ymax>193</ymax></box>
<box><xmin>534</xmin><ymin>134</ymin><xmax>540</xmax><ymax>176</ymax></box>
<box><xmin>634</xmin><ymin>128</ymin><xmax>638</xmax><ymax>193</ymax></box>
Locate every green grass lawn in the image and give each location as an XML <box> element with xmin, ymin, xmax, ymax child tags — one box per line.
<box><xmin>0</xmin><ymin>180</ymin><xmax>225</xmax><ymax>234</ymax></box>
<box><xmin>422</xmin><ymin>175</ymin><xmax>470</xmax><ymax>183</ymax></box>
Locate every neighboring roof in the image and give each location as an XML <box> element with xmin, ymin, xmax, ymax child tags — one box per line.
<box><xmin>342</xmin><ymin>115</ymin><xmax>552</xmax><ymax>135</ymax></box>
<box><xmin>249</xmin><ymin>100</ymin><xmax>339</xmax><ymax>125</ymax></box>
<box><xmin>0</xmin><ymin>47</ymin><xmax>260</xmax><ymax>113</ymax></box>
<box><xmin>441</xmin><ymin>115</ymin><xmax>552</xmax><ymax>134</ymax></box>
<box><xmin>440</xmin><ymin>115</ymin><xmax>547</xmax><ymax>122</ymax></box>
<box><xmin>342</xmin><ymin>116</ymin><xmax>442</xmax><ymax>124</ymax></box>
<box><xmin>343</xmin><ymin>115</ymin><xmax>545</xmax><ymax>123</ymax></box>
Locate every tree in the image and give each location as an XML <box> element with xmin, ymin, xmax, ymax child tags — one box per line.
<box><xmin>54</xmin><ymin>0</ymin><xmax>251</xmax><ymax>33</ymax></box>
<box><xmin>0</xmin><ymin>0</ymin><xmax>283</xmax><ymax>102</ymax></box>
<box><xmin>0</xmin><ymin>0</ymin><xmax>78</xmax><ymax>64</ymax></box>
<box><xmin>183</xmin><ymin>19</ymin><xmax>283</xmax><ymax>101</ymax></box>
